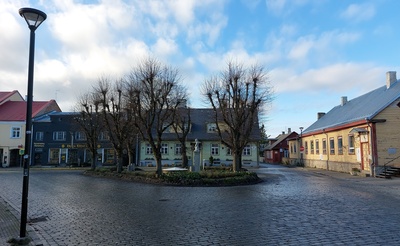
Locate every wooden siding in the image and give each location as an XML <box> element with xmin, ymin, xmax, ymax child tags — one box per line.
<box><xmin>373</xmin><ymin>99</ymin><xmax>400</xmax><ymax>167</ymax></box>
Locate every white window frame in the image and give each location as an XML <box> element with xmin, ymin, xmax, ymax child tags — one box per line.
<box><xmin>36</xmin><ymin>131</ymin><xmax>44</xmax><ymax>141</ymax></box>
<box><xmin>348</xmin><ymin>135</ymin><xmax>355</xmax><ymax>154</ymax></box>
<box><xmin>75</xmin><ymin>131</ymin><xmax>86</xmax><ymax>141</ymax></box>
<box><xmin>99</xmin><ymin>131</ymin><xmax>110</xmax><ymax>141</ymax></box>
<box><xmin>338</xmin><ymin>136</ymin><xmax>343</xmax><ymax>155</ymax></box>
<box><xmin>146</xmin><ymin>144</ymin><xmax>153</xmax><ymax>155</ymax></box>
<box><xmin>175</xmin><ymin>143</ymin><xmax>182</xmax><ymax>155</ymax></box>
<box><xmin>208</xmin><ymin>123</ymin><xmax>217</xmax><ymax>132</ymax></box>
<box><xmin>161</xmin><ymin>143</ymin><xmax>168</xmax><ymax>155</ymax></box>
<box><xmin>53</xmin><ymin>131</ymin><xmax>66</xmax><ymax>141</ymax></box>
<box><xmin>243</xmin><ymin>145</ymin><xmax>251</xmax><ymax>156</ymax></box>
<box><xmin>211</xmin><ymin>143</ymin><xmax>219</xmax><ymax>155</ymax></box>
<box><xmin>11</xmin><ymin>126</ymin><xmax>21</xmax><ymax>138</ymax></box>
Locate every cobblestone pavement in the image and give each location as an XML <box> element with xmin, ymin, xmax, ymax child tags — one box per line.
<box><xmin>1</xmin><ymin>165</ymin><xmax>400</xmax><ymax>245</ymax></box>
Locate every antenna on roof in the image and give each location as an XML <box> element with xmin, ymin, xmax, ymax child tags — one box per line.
<box><xmin>55</xmin><ymin>89</ymin><xmax>60</xmax><ymax>100</ymax></box>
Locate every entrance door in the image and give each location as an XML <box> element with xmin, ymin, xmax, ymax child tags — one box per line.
<box><xmin>60</xmin><ymin>148</ymin><xmax>67</xmax><ymax>165</ymax></box>
<box><xmin>361</xmin><ymin>143</ymin><xmax>370</xmax><ymax>171</ymax></box>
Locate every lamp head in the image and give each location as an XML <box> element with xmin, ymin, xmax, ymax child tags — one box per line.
<box><xmin>19</xmin><ymin>7</ymin><xmax>47</xmax><ymax>31</ymax></box>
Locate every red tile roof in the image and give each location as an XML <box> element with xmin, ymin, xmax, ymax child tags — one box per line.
<box><xmin>0</xmin><ymin>90</ymin><xmax>23</xmax><ymax>105</ymax></box>
<box><xmin>0</xmin><ymin>100</ymin><xmax>61</xmax><ymax>121</ymax></box>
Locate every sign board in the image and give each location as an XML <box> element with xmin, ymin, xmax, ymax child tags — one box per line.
<box><xmin>19</xmin><ymin>149</ymin><xmax>24</xmax><ymax>155</ymax></box>
<box><xmin>300</xmin><ymin>146</ymin><xmax>305</xmax><ymax>152</ymax></box>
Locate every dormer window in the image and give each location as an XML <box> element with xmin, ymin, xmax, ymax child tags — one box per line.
<box><xmin>207</xmin><ymin>123</ymin><xmax>217</xmax><ymax>132</ymax></box>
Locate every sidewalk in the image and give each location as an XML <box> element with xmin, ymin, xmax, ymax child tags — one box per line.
<box><xmin>0</xmin><ymin>192</ymin><xmax>43</xmax><ymax>246</ymax></box>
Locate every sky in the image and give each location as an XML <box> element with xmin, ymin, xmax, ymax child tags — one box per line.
<box><xmin>1</xmin><ymin>0</ymin><xmax>399</xmax><ymax>138</ymax></box>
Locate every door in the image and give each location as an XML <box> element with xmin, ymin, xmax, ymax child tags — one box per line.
<box><xmin>361</xmin><ymin>142</ymin><xmax>370</xmax><ymax>171</ymax></box>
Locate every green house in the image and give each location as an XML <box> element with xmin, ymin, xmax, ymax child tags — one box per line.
<box><xmin>139</xmin><ymin>108</ymin><xmax>262</xmax><ymax>168</ymax></box>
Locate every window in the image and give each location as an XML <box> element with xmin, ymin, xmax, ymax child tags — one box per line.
<box><xmin>75</xmin><ymin>131</ymin><xmax>86</xmax><ymax>141</ymax></box>
<box><xmin>338</xmin><ymin>136</ymin><xmax>343</xmax><ymax>155</ymax></box>
<box><xmin>211</xmin><ymin>143</ymin><xmax>219</xmax><ymax>155</ymax></box>
<box><xmin>305</xmin><ymin>141</ymin><xmax>308</xmax><ymax>154</ymax></box>
<box><xmin>173</xmin><ymin>123</ymin><xmax>191</xmax><ymax>133</ymax></box>
<box><xmin>293</xmin><ymin>143</ymin><xmax>297</xmax><ymax>153</ymax></box>
<box><xmin>99</xmin><ymin>131</ymin><xmax>110</xmax><ymax>141</ymax></box>
<box><xmin>36</xmin><ymin>131</ymin><xmax>44</xmax><ymax>141</ymax></box>
<box><xmin>290</xmin><ymin>144</ymin><xmax>293</xmax><ymax>154</ymax></box>
<box><xmin>207</xmin><ymin>123</ymin><xmax>217</xmax><ymax>132</ymax></box>
<box><xmin>329</xmin><ymin>138</ymin><xmax>335</xmax><ymax>154</ymax></box>
<box><xmin>322</xmin><ymin>139</ymin><xmax>327</xmax><ymax>155</ymax></box>
<box><xmin>243</xmin><ymin>145</ymin><xmax>251</xmax><ymax>156</ymax></box>
<box><xmin>175</xmin><ymin>144</ymin><xmax>182</xmax><ymax>155</ymax></box>
<box><xmin>310</xmin><ymin>140</ymin><xmax>314</xmax><ymax>154</ymax></box>
<box><xmin>105</xmin><ymin>149</ymin><xmax>115</xmax><ymax>164</ymax></box>
<box><xmin>315</xmin><ymin>139</ymin><xmax>320</xmax><ymax>155</ymax></box>
<box><xmin>49</xmin><ymin>148</ymin><xmax>60</xmax><ymax>164</ymax></box>
<box><xmin>11</xmin><ymin>127</ymin><xmax>21</xmax><ymax>138</ymax></box>
<box><xmin>226</xmin><ymin>147</ymin><xmax>232</xmax><ymax>156</ymax></box>
<box><xmin>161</xmin><ymin>143</ymin><xmax>168</xmax><ymax>154</ymax></box>
<box><xmin>146</xmin><ymin>144</ymin><xmax>153</xmax><ymax>155</ymax></box>
<box><xmin>348</xmin><ymin>135</ymin><xmax>355</xmax><ymax>154</ymax></box>
<box><xmin>53</xmin><ymin>131</ymin><xmax>66</xmax><ymax>141</ymax></box>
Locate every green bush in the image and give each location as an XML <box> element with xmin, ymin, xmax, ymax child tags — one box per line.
<box><xmin>85</xmin><ymin>168</ymin><xmax>261</xmax><ymax>186</ymax></box>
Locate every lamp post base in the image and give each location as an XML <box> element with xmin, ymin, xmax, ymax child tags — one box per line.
<box><xmin>7</xmin><ymin>236</ymin><xmax>31</xmax><ymax>245</ymax></box>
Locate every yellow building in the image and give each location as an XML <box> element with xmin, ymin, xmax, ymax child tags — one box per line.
<box><xmin>288</xmin><ymin>71</ymin><xmax>400</xmax><ymax>177</ymax></box>
<box><xmin>0</xmin><ymin>91</ymin><xmax>61</xmax><ymax>167</ymax></box>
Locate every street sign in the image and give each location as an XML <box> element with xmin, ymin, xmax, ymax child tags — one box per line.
<box><xmin>300</xmin><ymin>146</ymin><xmax>304</xmax><ymax>152</ymax></box>
<box><xmin>19</xmin><ymin>149</ymin><xmax>25</xmax><ymax>155</ymax></box>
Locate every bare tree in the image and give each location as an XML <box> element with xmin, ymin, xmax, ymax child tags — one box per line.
<box><xmin>95</xmin><ymin>77</ymin><xmax>137</xmax><ymax>173</ymax></box>
<box><xmin>124</xmin><ymin>57</ymin><xmax>186</xmax><ymax>177</ymax></box>
<box><xmin>202</xmin><ymin>61</ymin><xmax>273</xmax><ymax>172</ymax></box>
<box><xmin>171</xmin><ymin>106</ymin><xmax>191</xmax><ymax>168</ymax></box>
<box><xmin>74</xmin><ymin>92</ymin><xmax>103</xmax><ymax>170</ymax></box>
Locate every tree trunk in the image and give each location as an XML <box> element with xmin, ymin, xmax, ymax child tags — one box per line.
<box><xmin>116</xmin><ymin>150</ymin><xmax>123</xmax><ymax>173</ymax></box>
<box><xmin>155</xmin><ymin>152</ymin><xmax>163</xmax><ymax>177</ymax></box>
<box><xmin>91</xmin><ymin>152</ymin><xmax>97</xmax><ymax>171</ymax></box>
<box><xmin>181</xmin><ymin>145</ymin><xmax>188</xmax><ymax>168</ymax></box>
<box><xmin>233</xmin><ymin>152</ymin><xmax>242</xmax><ymax>172</ymax></box>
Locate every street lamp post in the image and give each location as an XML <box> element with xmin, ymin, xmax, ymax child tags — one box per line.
<box><xmin>18</xmin><ymin>7</ymin><xmax>47</xmax><ymax>238</ymax></box>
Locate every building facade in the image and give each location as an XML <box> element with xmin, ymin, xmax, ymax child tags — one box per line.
<box><xmin>288</xmin><ymin>71</ymin><xmax>400</xmax><ymax>176</ymax></box>
<box><xmin>0</xmin><ymin>90</ymin><xmax>61</xmax><ymax>167</ymax></box>
<box><xmin>139</xmin><ymin>108</ymin><xmax>261</xmax><ymax>168</ymax></box>
<box><xmin>263</xmin><ymin>129</ymin><xmax>298</xmax><ymax>164</ymax></box>
<box><xmin>32</xmin><ymin>112</ymin><xmax>115</xmax><ymax>166</ymax></box>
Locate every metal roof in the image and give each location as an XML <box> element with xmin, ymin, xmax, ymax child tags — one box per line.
<box><xmin>304</xmin><ymin>80</ymin><xmax>400</xmax><ymax>134</ymax></box>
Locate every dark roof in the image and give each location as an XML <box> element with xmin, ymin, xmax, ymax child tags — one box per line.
<box><xmin>304</xmin><ymin>80</ymin><xmax>400</xmax><ymax>134</ymax></box>
<box><xmin>162</xmin><ymin>108</ymin><xmax>262</xmax><ymax>142</ymax></box>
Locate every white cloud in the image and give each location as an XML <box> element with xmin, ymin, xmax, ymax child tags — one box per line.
<box><xmin>270</xmin><ymin>63</ymin><xmax>387</xmax><ymax>94</ymax></box>
<box><xmin>288</xmin><ymin>37</ymin><xmax>314</xmax><ymax>60</ymax></box>
<box><xmin>341</xmin><ymin>3</ymin><xmax>376</xmax><ymax>23</ymax></box>
<box><xmin>151</xmin><ymin>38</ymin><xmax>178</xmax><ymax>58</ymax></box>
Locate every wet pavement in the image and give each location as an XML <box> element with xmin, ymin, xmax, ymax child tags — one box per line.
<box><xmin>1</xmin><ymin>164</ymin><xmax>400</xmax><ymax>245</ymax></box>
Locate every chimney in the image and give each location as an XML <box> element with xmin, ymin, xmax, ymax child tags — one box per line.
<box><xmin>386</xmin><ymin>71</ymin><xmax>397</xmax><ymax>89</ymax></box>
<box><xmin>317</xmin><ymin>112</ymin><xmax>325</xmax><ymax>120</ymax></box>
<box><xmin>288</xmin><ymin>128</ymin><xmax>291</xmax><ymax>133</ymax></box>
<box><xmin>282</xmin><ymin>131</ymin><xmax>285</xmax><ymax>135</ymax></box>
<box><xmin>341</xmin><ymin>96</ymin><xmax>347</xmax><ymax>106</ymax></box>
